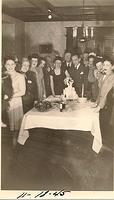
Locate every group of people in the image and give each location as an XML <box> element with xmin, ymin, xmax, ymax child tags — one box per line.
<box><xmin>2</xmin><ymin>50</ymin><xmax>114</xmax><ymax>147</ymax></box>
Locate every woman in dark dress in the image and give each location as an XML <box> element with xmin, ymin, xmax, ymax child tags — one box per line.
<box><xmin>43</xmin><ymin>56</ymin><xmax>53</xmax><ymax>97</ymax></box>
<box><xmin>50</xmin><ymin>56</ymin><xmax>65</xmax><ymax>96</ymax></box>
<box><xmin>20</xmin><ymin>59</ymin><xmax>38</xmax><ymax>113</ymax></box>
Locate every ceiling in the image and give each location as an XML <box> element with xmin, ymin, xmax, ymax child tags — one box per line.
<box><xmin>2</xmin><ymin>0</ymin><xmax>114</xmax><ymax>22</ymax></box>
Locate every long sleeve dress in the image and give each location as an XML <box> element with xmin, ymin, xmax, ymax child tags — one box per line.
<box><xmin>30</xmin><ymin>66</ymin><xmax>46</xmax><ymax>101</ymax></box>
<box><xmin>50</xmin><ymin>69</ymin><xmax>65</xmax><ymax>95</ymax></box>
<box><xmin>8</xmin><ymin>72</ymin><xmax>26</xmax><ymax>131</ymax></box>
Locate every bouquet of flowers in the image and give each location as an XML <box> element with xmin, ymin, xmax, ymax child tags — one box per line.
<box><xmin>34</xmin><ymin>100</ymin><xmax>52</xmax><ymax>112</ymax></box>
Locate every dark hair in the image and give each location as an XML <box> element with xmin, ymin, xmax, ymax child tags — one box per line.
<box><xmin>64</xmin><ymin>50</ymin><xmax>72</xmax><ymax>54</ymax></box>
<box><xmin>88</xmin><ymin>55</ymin><xmax>95</xmax><ymax>60</ymax></box>
<box><xmin>53</xmin><ymin>56</ymin><xmax>63</xmax><ymax>63</ymax></box>
<box><xmin>4</xmin><ymin>55</ymin><xmax>15</xmax><ymax>65</ymax></box>
<box><xmin>38</xmin><ymin>57</ymin><xmax>46</xmax><ymax>66</ymax></box>
<box><xmin>103</xmin><ymin>56</ymin><xmax>114</xmax><ymax>65</ymax></box>
<box><xmin>95</xmin><ymin>56</ymin><xmax>103</xmax><ymax>64</ymax></box>
<box><xmin>28</xmin><ymin>53</ymin><xmax>39</xmax><ymax>60</ymax></box>
<box><xmin>71</xmin><ymin>53</ymin><xmax>80</xmax><ymax>58</ymax></box>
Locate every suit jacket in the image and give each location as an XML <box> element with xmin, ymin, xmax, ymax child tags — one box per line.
<box><xmin>62</xmin><ymin>61</ymin><xmax>72</xmax><ymax>72</ymax></box>
<box><xmin>68</xmin><ymin>63</ymin><xmax>84</xmax><ymax>96</ymax></box>
<box><xmin>97</xmin><ymin>72</ymin><xmax>114</xmax><ymax>109</ymax></box>
<box><xmin>21</xmin><ymin>70</ymin><xmax>38</xmax><ymax>113</ymax></box>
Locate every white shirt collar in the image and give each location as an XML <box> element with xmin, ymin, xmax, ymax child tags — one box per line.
<box><xmin>75</xmin><ymin>63</ymin><xmax>80</xmax><ymax>69</ymax></box>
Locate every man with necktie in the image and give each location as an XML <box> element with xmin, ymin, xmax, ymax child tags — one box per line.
<box><xmin>68</xmin><ymin>53</ymin><xmax>84</xmax><ymax>97</ymax></box>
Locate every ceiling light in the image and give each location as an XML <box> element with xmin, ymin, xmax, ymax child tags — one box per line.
<box><xmin>72</xmin><ymin>0</ymin><xmax>94</xmax><ymax>42</ymax></box>
<box><xmin>48</xmin><ymin>9</ymin><xmax>52</xmax><ymax>19</ymax></box>
<box><xmin>48</xmin><ymin>14</ymin><xmax>52</xmax><ymax>19</ymax></box>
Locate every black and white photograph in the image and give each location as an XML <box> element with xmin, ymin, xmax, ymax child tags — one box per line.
<box><xmin>1</xmin><ymin>0</ymin><xmax>114</xmax><ymax>199</ymax></box>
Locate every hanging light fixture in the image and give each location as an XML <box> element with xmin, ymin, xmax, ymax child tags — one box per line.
<box><xmin>48</xmin><ymin>9</ymin><xmax>52</xmax><ymax>19</ymax></box>
<box><xmin>73</xmin><ymin>0</ymin><xmax>94</xmax><ymax>42</ymax></box>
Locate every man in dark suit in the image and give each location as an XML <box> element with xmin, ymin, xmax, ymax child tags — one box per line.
<box><xmin>63</xmin><ymin>50</ymin><xmax>72</xmax><ymax>69</ymax></box>
<box><xmin>68</xmin><ymin>53</ymin><xmax>84</xmax><ymax>97</ymax></box>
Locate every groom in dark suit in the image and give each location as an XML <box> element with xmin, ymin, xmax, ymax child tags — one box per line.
<box><xmin>67</xmin><ymin>53</ymin><xmax>84</xmax><ymax>97</ymax></box>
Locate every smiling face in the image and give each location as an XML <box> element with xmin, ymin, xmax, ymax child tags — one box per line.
<box><xmin>39</xmin><ymin>60</ymin><xmax>46</xmax><ymax>68</ymax></box>
<box><xmin>21</xmin><ymin>60</ymin><xmax>30</xmax><ymax>73</ymax></box>
<box><xmin>64</xmin><ymin>52</ymin><xmax>71</xmax><ymax>62</ymax></box>
<box><xmin>96</xmin><ymin>61</ymin><xmax>103</xmax><ymax>72</ymax></box>
<box><xmin>83</xmin><ymin>53</ymin><xmax>89</xmax><ymax>61</ymax></box>
<box><xmin>5</xmin><ymin>59</ymin><xmax>16</xmax><ymax>74</ymax></box>
<box><xmin>72</xmin><ymin>55</ymin><xmax>80</xmax><ymax>66</ymax></box>
<box><xmin>89</xmin><ymin>57</ymin><xmax>94</xmax><ymax>66</ymax></box>
<box><xmin>54</xmin><ymin>60</ymin><xmax>62</xmax><ymax>69</ymax></box>
<box><xmin>31</xmin><ymin>58</ymin><xmax>38</xmax><ymax>68</ymax></box>
<box><xmin>103</xmin><ymin>60</ymin><xmax>113</xmax><ymax>75</ymax></box>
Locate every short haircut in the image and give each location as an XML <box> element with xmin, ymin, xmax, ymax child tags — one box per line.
<box><xmin>88</xmin><ymin>55</ymin><xmax>95</xmax><ymax>60</ymax></box>
<box><xmin>72</xmin><ymin>53</ymin><xmax>80</xmax><ymax>58</ymax></box>
<box><xmin>53</xmin><ymin>56</ymin><xmax>63</xmax><ymax>63</ymax></box>
<box><xmin>103</xmin><ymin>56</ymin><xmax>114</xmax><ymax>65</ymax></box>
<box><xmin>28</xmin><ymin>53</ymin><xmax>39</xmax><ymax>60</ymax></box>
<box><xmin>95</xmin><ymin>56</ymin><xmax>103</xmax><ymax>64</ymax></box>
<box><xmin>64</xmin><ymin>50</ymin><xmax>72</xmax><ymax>54</ymax></box>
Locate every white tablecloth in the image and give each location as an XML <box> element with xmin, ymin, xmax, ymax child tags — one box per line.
<box><xmin>18</xmin><ymin>101</ymin><xmax>102</xmax><ymax>153</ymax></box>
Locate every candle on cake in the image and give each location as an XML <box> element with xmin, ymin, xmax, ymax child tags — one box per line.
<box><xmin>81</xmin><ymin>83</ymin><xmax>84</xmax><ymax>98</ymax></box>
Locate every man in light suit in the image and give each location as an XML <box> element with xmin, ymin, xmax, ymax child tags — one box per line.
<box><xmin>93</xmin><ymin>58</ymin><xmax>114</xmax><ymax>148</ymax></box>
<box><xmin>94</xmin><ymin>58</ymin><xmax>114</xmax><ymax>112</ymax></box>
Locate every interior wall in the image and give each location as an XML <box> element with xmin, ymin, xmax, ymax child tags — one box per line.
<box><xmin>2</xmin><ymin>16</ymin><xmax>114</xmax><ymax>60</ymax></box>
<box><xmin>25</xmin><ymin>21</ymin><xmax>66</xmax><ymax>57</ymax></box>
<box><xmin>25</xmin><ymin>21</ymin><xmax>114</xmax><ymax>57</ymax></box>
<box><xmin>2</xmin><ymin>14</ymin><xmax>25</xmax><ymax>61</ymax></box>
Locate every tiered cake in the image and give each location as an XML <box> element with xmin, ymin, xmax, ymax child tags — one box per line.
<box><xmin>63</xmin><ymin>78</ymin><xmax>78</xmax><ymax>100</ymax></box>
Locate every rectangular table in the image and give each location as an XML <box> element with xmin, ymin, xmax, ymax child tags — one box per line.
<box><xmin>18</xmin><ymin>101</ymin><xmax>102</xmax><ymax>154</ymax></box>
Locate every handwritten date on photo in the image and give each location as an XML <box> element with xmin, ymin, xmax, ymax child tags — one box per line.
<box><xmin>17</xmin><ymin>190</ymin><xmax>71</xmax><ymax>199</ymax></box>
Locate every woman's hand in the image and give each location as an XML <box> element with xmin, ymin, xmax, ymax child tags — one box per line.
<box><xmin>91</xmin><ymin>102</ymin><xmax>97</xmax><ymax>108</ymax></box>
<box><xmin>52</xmin><ymin>94</ymin><xmax>56</xmax><ymax>97</ymax></box>
<box><xmin>93</xmin><ymin>105</ymin><xmax>100</xmax><ymax>112</ymax></box>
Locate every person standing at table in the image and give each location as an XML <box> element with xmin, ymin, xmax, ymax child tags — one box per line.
<box><xmin>43</xmin><ymin>56</ymin><xmax>53</xmax><ymax>97</ymax></box>
<box><xmin>93</xmin><ymin>58</ymin><xmax>114</xmax><ymax>148</ymax></box>
<box><xmin>4</xmin><ymin>56</ymin><xmax>26</xmax><ymax>147</ymax></box>
<box><xmin>88</xmin><ymin>55</ymin><xmax>97</xmax><ymax>101</ymax></box>
<box><xmin>29</xmin><ymin>53</ymin><xmax>39</xmax><ymax>99</ymax></box>
<box><xmin>36</xmin><ymin>57</ymin><xmax>46</xmax><ymax>101</ymax></box>
<box><xmin>62</xmin><ymin>50</ymin><xmax>72</xmax><ymax>79</ymax></box>
<box><xmin>83</xmin><ymin>57</ymin><xmax>89</xmax><ymax>98</ymax></box>
<box><xmin>93</xmin><ymin>57</ymin><xmax>103</xmax><ymax>100</ymax></box>
<box><xmin>63</xmin><ymin>50</ymin><xmax>72</xmax><ymax>70</ymax></box>
<box><xmin>94</xmin><ymin>58</ymin><xmax>114</xmax><ymax>112</ymax></box>
<box><xmin>20</xmin><ymin>58</ymin><xmax>38</xmax><ymax>113</ymax></box>
<box><xmin>68</xmin><ymin>53</ymin><xmax>84</xmax><ymax>97</ymax></box>
<box><xmin>50</xmin><ymin>56</ymin><xmax>65</xmax><ymax>96</ymax></box>
<box><xmin>29</xmin><ymin>54</ymin><xmax>46</xmax><ymax>101</ymax></box>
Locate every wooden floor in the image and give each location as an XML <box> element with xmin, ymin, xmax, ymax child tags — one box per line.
<box><xmin>1</xmin><ymin>127</ymin><xmax>113</xmax><ymax>190</ymax></box>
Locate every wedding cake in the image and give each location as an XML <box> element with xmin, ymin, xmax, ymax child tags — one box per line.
<box><xmin>63</xmin><ymin>78</ymin><xmax>78</xmax><ymax>100</ymax></box>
